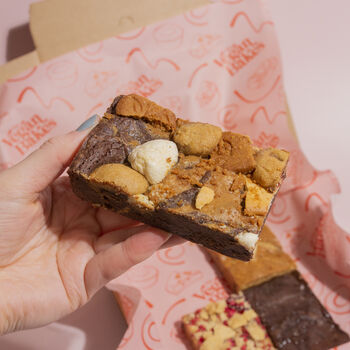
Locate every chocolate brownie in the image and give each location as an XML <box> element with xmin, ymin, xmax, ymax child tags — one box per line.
<box><xmin>244</xmin><ymin>272</ymin><xmax>350</xmax><ymax>350</ymax></box>
<box><xmin>68</xmin><ymin>94</ymin><xmax>289</xmax><ymax>260</ymax></box>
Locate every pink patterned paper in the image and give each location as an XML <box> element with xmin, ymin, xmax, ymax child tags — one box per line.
<box><xmin>0</xmin><ymin>1</ymin><xmax>349</xmax><ymax>349</ymax></box>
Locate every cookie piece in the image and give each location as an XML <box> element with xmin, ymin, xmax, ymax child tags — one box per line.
<box><xmin>115</xmin><ymin>94</ymin><xmax>177</xmax><ymax>131</ymax></box>
<box><xmin>173</xmin><ymin>122</ymin><xmax>222</xmax><ymax>156</ymax></box>
<box><xmin>211</xmin><ymin>132</ymin><xmax>256</xmax><ymax>174</ymax></box>
<box><xmin>90</xmin><ymin>163</ymin><xmax>149</xmax><ymax>195</ymax></box>
<box><xmin>244</xmin><ymin>178</ymin><xmax>274</xmax><ymax>216</ymax></box>
<box><xmin>252</xmin><ymin>148</ymin><xmax>289</xmax><ymax>191</ymax></box>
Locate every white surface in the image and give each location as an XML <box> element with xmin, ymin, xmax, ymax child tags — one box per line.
<box><xmin>267</xmin><ymin>0</ymin><xmax>350</xmax><ymax>231</ymax></box>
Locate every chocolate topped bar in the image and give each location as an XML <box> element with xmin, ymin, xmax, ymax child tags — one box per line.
<box><xmin>182</xmin><ymin>293</ymin><xmax>275</xmax><ymax>350</ymax></box>
<box><xmin>244</xmin><ymin>272</ymin><xmax>350</xmax><ymax>350</ymax></box>
<box><xmin>208</xmin><ymin>226</ymin><xmax>296</xmax><ymax>291</ymax></box>
<box><xmin>69</xmin><ymin>94</ymin><xmax>289</xmax><ymax>260</ymax></box>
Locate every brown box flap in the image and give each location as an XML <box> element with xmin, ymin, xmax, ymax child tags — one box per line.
<box><xmin>0</xmin><ymin>51</ymin><xmax>39</xmax><ymax>84</ymax></box>
<box><xmin>30</xmin><ymin>0</ymin><xmax>209</xmax><ymax>62</ymax></box>
<box><xmin>0</xmin><ymin>0</ymin><xmax>298</xmax><ymax>141</ymax></box>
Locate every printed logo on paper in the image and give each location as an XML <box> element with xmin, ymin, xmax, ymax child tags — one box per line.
<box><xmin>214</xmin><ymin>38</ymin><xmax>265</xmax><ymax>76</ymax></box>
<box><xmin>193</xmin><ymin>277</ymin><xmax>229</xmax><ymax>302</ymax></box>
<box><xmin>117</xmin><ymin>75</ymin><xmax>163</xmax><ymax>98</ymax></box>
<box><xmin>2</xmin><ymin>114</ymin><xmax>56</xmax><ymax>155</ymax></box>
<box><xmin>165</xmin><ymin>270</ymin><xmax>203</xmax><ymax>295</ymax></box>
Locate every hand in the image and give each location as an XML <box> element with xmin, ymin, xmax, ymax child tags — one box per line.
<box><xmin>0</xmin><ymin>116</ymin><xmax>181</xmax><ymax>334</ymax></box>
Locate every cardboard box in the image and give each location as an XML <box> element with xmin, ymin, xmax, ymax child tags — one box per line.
<box><xmin>0</xmin><ymin>0</ymin><xmax>298</xmax><ymax>140</ymax></box>
<box><xmin>0</xmin><ymin>0</ymin><xmax>209</xmax><ymax>82</ymax></box>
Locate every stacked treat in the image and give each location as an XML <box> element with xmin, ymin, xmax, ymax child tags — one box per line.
<box><xmin>182</xmin><ymin>226</ymin><xmax>350</xmax><ymax>350</ymax></box>
<box><xmin>68</xmin><ymin>95</ymin><xmax>349</xmax><ymax>349</ymax></box>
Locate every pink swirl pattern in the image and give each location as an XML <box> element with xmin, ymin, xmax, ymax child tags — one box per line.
<box><xmin>46</xmin><ymin>60</ymin><xmax>78</xmax><ymax>88</ymax></box>
<box><xmin>153</xmin><ymin>23</ymin><xmax>184</xmax><ymax>50</ymax></box>
<box><xmin>0</xmin><ymin>1</ymin><xmax>348</xmax><ymax>349</ymax></box>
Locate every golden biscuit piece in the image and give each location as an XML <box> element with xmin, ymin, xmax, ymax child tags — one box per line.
<box><xmin>245</xmin><ymin>179</ymin><xmax>273</xmax><ymax>216</ymax></box>
<box><xmin>211</xmin><ymin>132</ymin><xmax>256</xmax><ymax>173</ymax></box>
<box><xmin>253</xmin><ymin>148</ymin><xmax>289</xmax><ymax>191</ymax></box>
<box><xmin>174</xmin><ymin>122</ymin><xmax>222</xmax><ymax>156</ymax></box>
<box><xmin>90</xmin><ymin>163</ymin><xmax>149</xmax><ymax>195</ymax></box>
<box><xmin>115</xmin><ymin>94</ymin><xmax>177</xmax><ymax>131</ymax></box>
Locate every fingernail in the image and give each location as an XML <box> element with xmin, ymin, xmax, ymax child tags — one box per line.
<box><xmin>76</xmin><ymin>114</ymin><xmax>99</xmax><ymax>131</ymax></box>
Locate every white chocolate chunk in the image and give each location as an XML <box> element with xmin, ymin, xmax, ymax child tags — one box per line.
<box><xmin>213</xmin><ymin>324</ymin><xmax>236</xmax><ymax>339</ymax></box>
<box><xmin>235</xmin><ymin>232</ymin><xmax>259</xmax><ymax>252</ymax></box>
<box><xmin>200</xmin><ymin>335</ymin><xmax>222</xmax><ymax>350</ymax></box>
<box><xmin>246</xmin><ymin>321</ymin><xmax>266</xmax><ymax>341</ymax></box>
<box><xmin>128</xmin><ymin>139</ymin><xmax>178</xmax><ymax>184</ymax></box>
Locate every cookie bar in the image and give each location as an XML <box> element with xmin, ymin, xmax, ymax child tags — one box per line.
<box><xmin>244</xmin><ymin>271</ymin><xmax>350</xmax><ymax>350</ymax></box>
<box><xmin>208</xmin><ymin>226</ymin><xmax>296</xmax><ymax>291</ymax></box>
<box><xmin>68</xmin><ymin>94</ymin><xmax>289</xmax><ymax>260</ymax></box>
<box><xmin>182</xmin><ymin>293</ymin><xmax>275</xmax><ymax>350</ymax></box>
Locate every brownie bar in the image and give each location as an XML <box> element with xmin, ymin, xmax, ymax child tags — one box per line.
<box><xmin>182</xmin><ymin>293</ymin><xmax>275</xmax><ymax>350</ymax></box>
<box><xmin>68</xmin><ymin>94</ymin><xmax>289</xmax><ymax>260</ymax></box>
<box><xmin>244</xmin><ymin>272</ymin><xmax>350</xmax><ymax>350</ymax></box>
<box><xmin>208</xmin><ymin>226</ymin><xmax>296</xmax><ymax>291</ymax></box>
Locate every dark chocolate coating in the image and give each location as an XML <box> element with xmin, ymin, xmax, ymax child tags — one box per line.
<box><xmin>244</xmin><ymin>272</ymin><xmax>350</xmax><ymax>350</ymax></box>
<box><xmin>70</xmin><ymin>116</ymin><xmax>154</xmax><ymax>175</ymax></box>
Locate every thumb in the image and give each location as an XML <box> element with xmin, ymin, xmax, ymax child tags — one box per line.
<box><xmin>7</xmin><ymin>115</ymin><xmax>99</xmax><ymax>195</ymax></box>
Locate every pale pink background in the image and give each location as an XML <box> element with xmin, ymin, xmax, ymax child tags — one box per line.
<box><xmin>0</xmin><ymin>0</ymin><xmax>349</xmax><ymax>349</ymax></box>
<box><xmin>0</xmin><ymin>2</ymin><xmax>128</xmax><ymax>348</ymax></box>
<box><xmin>0</xmin><ymin>0</ymin><xmax>349</xmax><ymax>231</ymax></box>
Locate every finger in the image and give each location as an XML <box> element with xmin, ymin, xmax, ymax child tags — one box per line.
<box><xmin>84</xmin><ymin>228</ymin><xmax>171</xmax><ymax>297</ymax></box>
<box><xmin>6</xmin><ymin>115</ymin><xmax>99</xmax><ymax>195</ymax></box>
<box><xmin>95</xmin><ymin>207</ymin><xmax>139</xmax><ymax>234</ymax></box>
<box><xmin>94</xmin><ymin>224</ymin><xmax>150</xmax><ymax>253</ymax></box>
<box><xmin>159</xmin><ymin>235</ymin><xmax>187</xmax><ymax>249</ymax></box>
